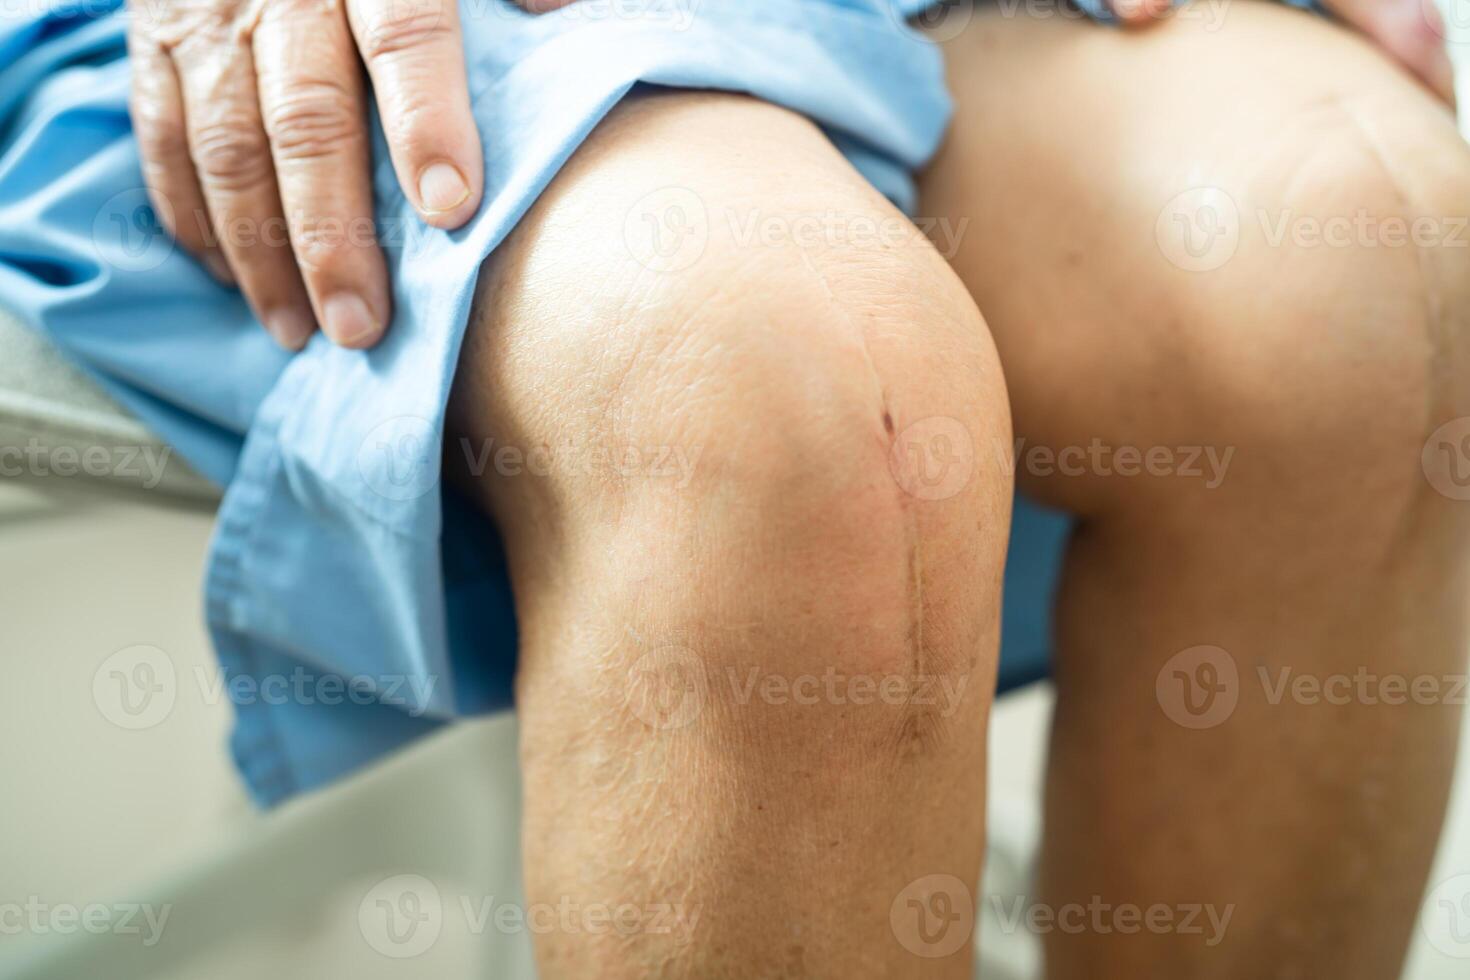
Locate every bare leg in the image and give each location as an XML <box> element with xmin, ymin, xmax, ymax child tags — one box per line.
<box><xmin>920</xmin><ymin>3</ymin><xmax>1470</xmax><ymax>976</ymax></box>
<box><xmin>449</xmin><ymin>92</ymin><xmax>1012</xmax><ymax>977</ymax></box>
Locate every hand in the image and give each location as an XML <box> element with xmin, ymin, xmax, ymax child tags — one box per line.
<box><xmin>126</xmin><ymin>0</ymin><xmax>485</xmax><ymax>350</ymax></box>
<box><xmin>1110</xmin><ymin>0</ymin><xmax>1456</xmax><ymax>108</ymax></box>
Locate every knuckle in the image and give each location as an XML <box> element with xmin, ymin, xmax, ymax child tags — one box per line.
<box><xmin>131</xmin><ymin>100</ymin><xmax>188</xmax><ymax>159</ymax></box>
<box><xmin>262</xmin><ymin>83</ymin><xmax>362</xmax><ymax>160</ymax></box>
<box><xmin>357</xmin><ymin>4</ymin><xmax>452</xmax><ymax>60</ymax></box>
<box><xmin>263</xmin><ymin>0</ymin><xmax>337</xmax><ymax>16</ymax></box>
<box><xmin>190</xmin><ymin>116</ymin><xmax>274</xmax><ymax>189</ymax></box>
<box><xmin>160</xmin><ymin>12</ymin><xmax>240</xmax><ymax>55</ymax></box>
<box><xmin>374</xmin><ymin>92</ymin><xmax>442</xmax><ymax>149</ymax></box>
<box><xmin>130</xmin><ymin>3</ymin><xmax>198</xmax><ymax>45</ymax></box>
<box><xmin>290</xmin><ymin>215</ymin><xmax>374</xmax><ymax>276</ymax></box>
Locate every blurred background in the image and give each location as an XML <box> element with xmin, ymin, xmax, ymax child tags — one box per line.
<box><xmin>5</xmin><ymin>4</ymin><xmax>1470</xmax><ymax>978</ymax></box>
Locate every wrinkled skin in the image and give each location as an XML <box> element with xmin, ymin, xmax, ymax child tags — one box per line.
<box><xmin>125</xmin><ymin>0</ymin><xmax>496</xmax><ymax>348</ymax></box>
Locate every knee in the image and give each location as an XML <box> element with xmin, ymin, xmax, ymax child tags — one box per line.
<box><xmin>523</xmin><ymin>230</ymin><xmax>1010</xmax><ymax>676</ymax></box>
<box><xmin>591</xmin><ymin>277</ymin><xmax>1009</xmax><ymax>766</ymax></box>
<box><xmin>488</xmin><ymin>211</ymin><xmax>1009</xmax><ymax>764</ymax></box>
<box><xmin>1165</xmin><ymin>99</ymin><xmax>1470</xmax><ymax>529</ymax></box>
<box><xmin>452</xmin><ymin>95</ymin><xmax>1012</xmax><ymax>689</ymax></box>
<box><xmin>533</xmin><ymin>248</ymin><xmax>1009</xmax><ymax>555</ymax></box>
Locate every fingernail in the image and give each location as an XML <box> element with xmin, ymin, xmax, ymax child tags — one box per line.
<box><xmin>417</xmin><ymin>162</ymin><xmax>471</xmax><ymax>215</ymax></box>
<box><xmin>265</xmin><ymin>307</ymin><xmax>315</xmax><ymax>352</ymax></box>
<box><xmin>204</xmin><ymin>252</ymin><xmax>235</xmax><ymax>286</ymax></box>
<box><xmin>322</xmin><ymin>292</ymin><xmax>383</xmax><ymax>347</ymax></box>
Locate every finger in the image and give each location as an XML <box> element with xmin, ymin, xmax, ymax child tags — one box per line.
<box><xmin>126</xmin><ymin>28</ymin><xmax>232</xmax><ymax>283</ymax></box>
<box><xmin>254</xmin><ymin>0</ymin><xmax>391</xmax><ymax>349</ymax></box>
<box><xmin>347</xmin><ymin>0</ymin><xmax>484</xmax><ymax>229</ymax></box>
<box><xmin>173</xmin><ymin>33</ymin><xmax>318</xmax><ymax>349</ymax></box>
<box><xmin>1109</xmin><ymin>0</ymin><xmax>1173</xmax><ymax>27</ymax></box>
<box><xmin>1320</xmin><ymin>0</ymin><xmax>1456</xmax><ymax>106</ymax></box>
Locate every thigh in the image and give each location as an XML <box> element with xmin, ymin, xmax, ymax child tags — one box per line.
<box><xmin>448</xmin><ymin>89</ymin><xmax>1009</xmax><ymax>558</ymax></box>
<box><xmin>920</xmin><ymin>0</ymin><xmax>1470</xmax><ymax>520</ymax></box>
